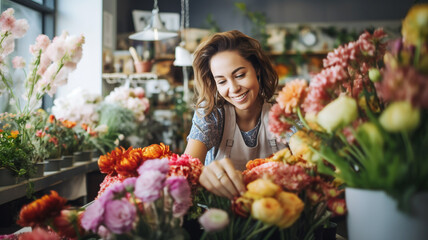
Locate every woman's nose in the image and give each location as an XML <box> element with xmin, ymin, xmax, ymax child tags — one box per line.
<box><xmin>229</xmin><ymin>80</ymin><xmax>240</xmax><ymax>93</ymax></box>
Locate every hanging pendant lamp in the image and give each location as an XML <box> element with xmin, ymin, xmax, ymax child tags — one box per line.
<box><xmin>129</xmin><ymin>0</ymin><xmax>178</xmax><ymax>41</ymax></box>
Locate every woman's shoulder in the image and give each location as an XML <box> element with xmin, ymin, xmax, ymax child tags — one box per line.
<box><xmin>193</xmin><ymin>106</ymin><xmax>224</xmax><ymax>125</ymax></box>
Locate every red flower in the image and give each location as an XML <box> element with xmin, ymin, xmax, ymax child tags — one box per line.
<box><xmin>53</xmin><ymin>209</ymin><xmax>84</xmax><ymax>239</ymax></box>
<box><xmin>18</xmin><ymin>227</ymin><xmax>60</xmax><ymax>240</ymax></box>
<box><xmin>327</xmin><ymin>198</ymin><xmax>347</xmax><ymax>216</ymax></box>
<box><xmin>17</xmin><ymin>191</ymin><xmax>68</xmax><ymax>228</ymax></box>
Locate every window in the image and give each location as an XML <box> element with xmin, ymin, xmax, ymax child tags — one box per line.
<box><xmin>0</xmin><ymin>0</ymin><xmax>55</xmax><ymax>112</ymax></box>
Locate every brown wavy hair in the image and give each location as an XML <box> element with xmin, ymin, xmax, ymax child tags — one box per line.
<box><xmin>192</xmin><ymin>30</ymin><xmax>278</xmax><ymax>117</ymax></box>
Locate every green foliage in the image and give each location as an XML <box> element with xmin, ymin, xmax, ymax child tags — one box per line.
<box><xmin>0</xmin><ymin>129</ymin><xmax>34</xmax><ymax>178</ymax></box>
<box><xmin>98</xmin><ymin>103</ymin><xmax>137</xmax><ymax>136</ymax></box>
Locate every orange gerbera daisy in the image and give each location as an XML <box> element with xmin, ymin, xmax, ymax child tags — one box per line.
<box><xmin>141</xmin><ymin>143</ymin><xmax>172</xmax><ymax>159</ymax></box>
<box><xmin>277</xmin><ymin>79</ymin><xmax>308</xmax><ymax>114</ymax></box>
<box><xmin>116</xmin><ymin>147</ymin><xmax>145</xmax><ymax>177</ymax></box>
<box><xmin>17</xmin><ymin>190</ymin><xmax>68</xmax><ymax>228</ymax></box>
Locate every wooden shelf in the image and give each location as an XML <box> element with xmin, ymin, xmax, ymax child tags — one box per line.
<box><xmin>0</xmin><ymin>159</ymin><xmax>99</xmax><ymax>205</ymax></box>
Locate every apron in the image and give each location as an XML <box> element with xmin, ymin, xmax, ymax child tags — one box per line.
<box><xmin>215</xmin><ymin>103</ymin><xmax>286</xmax><ymax>170</ymax></box>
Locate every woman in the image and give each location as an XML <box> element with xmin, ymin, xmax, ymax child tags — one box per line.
<box><xmin>184</xmin><ymin>30</ymin><xmax>286</xmax><ymax>199</ymax></box>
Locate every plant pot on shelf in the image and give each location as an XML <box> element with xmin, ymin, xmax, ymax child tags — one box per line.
<box><xmin>60</xmin><ymin>155</ymin><xmax>75</xmax><ymax>168</ymax></box>
<box><xmin>74</xmin><ymin>150</ymin><xmax>93</xmax><ymax>162</ymax></box>
<box><xmin>44</xmin><ymin>158</ymin><xmax>62</xmax><ymax>172</ymax></box>
<box><xmin>0</xmin><ymin>167</ymin><xmax>21</xmax><ymax>186</ymax></box>
<box><xmin>346</xmin><ymin>187</ymin><xmax>428</xmax><ymax>240</ymax></box>
<box><xmin>30</xmin><ymin>162</ymin><xmax>45</xmax><ymax>178</ymax></box>
<box><xmin>91</xmin><ymin>149</ymin><xmax>102</xmax><ymax>159</ymax></box>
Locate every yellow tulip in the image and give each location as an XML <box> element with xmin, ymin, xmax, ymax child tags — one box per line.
<box><xmin>246</xmin><ymin>179</ymin><xmax>280</xmax><ymax>198</ymax></box>
<box><xmin>402</xmin><ymin>4</ymin><xmax>428</xmax><ymax>45</ymax></box>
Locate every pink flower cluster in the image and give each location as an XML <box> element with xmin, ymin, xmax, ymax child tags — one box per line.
<box><xmin>303</xmin><ymin>28</ymin><xmax>387</xmax><ymax>114</ymax></box>
<box><xmin>0</xmin><ymin>8</ymin><xmax>29</xmax><ymax>59</ymax></box>
<box><xmin>31</xmin><ymin>31</ymin><xmax>85</xmax><ymax>97</ymax></box>
<box><xmin>104</xmin><ymin>86</ymin><xmax>150</xmax><ymax>122</ymax></box>
<box><xmin>81</xmin><ymin>158</ymin><xmax>192</xmax><ymax>236</ymax></box>
<box><xmin>168</xmin><ymin>153</ymin><xmax>204</xmax><ymax>188</ymax></box>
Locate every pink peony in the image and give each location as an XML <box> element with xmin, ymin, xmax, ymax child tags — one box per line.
<box><xmin>104</xmin><ymin>199</ymin><xmax>136</xmax><ymax>234</ymax></box>
<box><xmin>268</xmin><ymin>103</ymin><xmax>293</xmax><ymax>138</ymax></box>
<box><xmin>134</xmin><ymin>170</ymin><xmax>166</xmax><ymax>202</ymax></box>
<box><xmin>166</xmin><ymin>176</ymin><xmax>191</xmax><ymax>204</ymax></box>
<box><xmin>81</xmin><ymin>199</ymin><xmax>104</xmax><ymax>232</ymax></box>
<box><xmin>137</xmin><ymin>158</ymin><xmax>170</xmax><ymax>175</ymax></box>
<box><xmin>173</xmin><ymin>201</ymin><xmax>192</xmax><ymax>218</ymax></box>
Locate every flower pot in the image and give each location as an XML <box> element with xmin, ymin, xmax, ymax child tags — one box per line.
<box><xmin>60</xmin><ymin>155</ymin><xmax>75</xmax><ymax>168</ymax></box>
<box><xmin>346</xmin><ymin>187</ymin><xmax>428</xmax><ymax>240</ymax></box>
<box><xmin>44</xmin><ymin>158</ymin><xmax>62</xmax><ymax>172</ymax></box>
<box><xmin>30</xmin><ymin>162</ymin><xmax>45</xmax><ymax>178</ymax></box>
<box><xmin>74</xmin><ymin>150</ymin><xmax>92</xmax><ymax>162</ymax></box>
<box><xmin>0</xmin><ymin>167</ymin><xmax>20</xmax><ymax>186</ymax></box>
<box><xmin>92</xmin><ymin>149</ymin><xmax>102</xmax><ymax>159</ymax></box>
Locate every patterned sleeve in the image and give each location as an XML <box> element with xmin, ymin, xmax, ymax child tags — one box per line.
<box><xmin>187</xmin><ymin>108</ymin><xmax>223</xmax><ymax>151</ymax></box>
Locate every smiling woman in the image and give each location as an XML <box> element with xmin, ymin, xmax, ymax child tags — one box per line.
<box><xmin>184</xmin><ymin>30</ymin><xmax>286</xmax><ymax>199</ymax></box>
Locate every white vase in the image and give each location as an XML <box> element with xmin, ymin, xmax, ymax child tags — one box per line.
<box><xmin>346</xmin><ymin>187</ymin><xmax>428</xmax><ymax>240</ymax></box>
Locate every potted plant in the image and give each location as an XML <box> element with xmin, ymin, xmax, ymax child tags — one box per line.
<box><xmin>0</xmin><ymin>126</ymin><xmax>34</xmax><ymax>186</ymax></box>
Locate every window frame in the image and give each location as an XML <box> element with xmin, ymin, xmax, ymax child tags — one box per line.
<box><xmin>8</xmin><ymin>0</ymin><xmax>56</xmax><ymax>110</ymax></box>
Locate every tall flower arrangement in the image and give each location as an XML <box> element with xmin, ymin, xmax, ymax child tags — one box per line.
<box><xmin>269</xmin><ymin>4</ymin><xmax>428</xmax><ymax>211</ymax></box>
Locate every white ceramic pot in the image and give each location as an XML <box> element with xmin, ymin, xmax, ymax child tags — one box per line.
<box><xmin>346</xmin><ymin>187</ymin><xmax>428</xmax><ymax>240</ymax></box>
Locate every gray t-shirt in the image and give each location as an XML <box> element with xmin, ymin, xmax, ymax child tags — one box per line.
<box><xmin>187</xmin><ymin>107</ymin><xmax>261</xmax><ymax>165</ymax></box>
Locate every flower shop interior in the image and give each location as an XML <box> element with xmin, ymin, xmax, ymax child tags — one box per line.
<box><xmin>1</xmin><ymin>0</ymin><xmax>428</xmax><ymax>239</ymax></box>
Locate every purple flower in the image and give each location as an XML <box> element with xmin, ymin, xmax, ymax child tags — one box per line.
<box><xmin>104</xmin><ymin>198</ymin><xmax>137</xmax><ymax>234</ymax></box>
<box><xmin>137</xmin><ymin>158</ymin><xmax>170</xmax><ymax>175</ymax></box>
<box><xmin>198</xmin><ymin>208</ymin><xmax>230</xmax><ymax>232</ymax></box>
<box><xmin>134</xmin><ymin>170</ymin><xmax>166</xmax><ymax>202</ymax></box>
<box><xmin>97</xmin><ymin>225</ymin><xmax>111</xmax><ymax>240</ymax></box>
<box><xmin>166</xmin><ymin>176</ymin><xmax>191</xmax><ymax>203</ymax></box>
<box><xmin>81</xmin><ymin>199</ymin><xmax>104</xmax><ymax>232</ymax></box>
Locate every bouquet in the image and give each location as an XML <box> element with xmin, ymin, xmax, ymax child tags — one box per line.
<box><xmin>196</xmin><ymin>148</ymin><xmax>345</xmax><ymax>240</ymax></box>
<box><xmin>7</xmin><ymin>143</ymin><xmax>204</xmax><ymax>240</ymax></box>
<box><xmin>269</xmin><ymin>4</ymin><xmax>428</xmax><ymax>211</ymax></box>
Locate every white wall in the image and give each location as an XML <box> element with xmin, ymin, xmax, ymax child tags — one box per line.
<box><xmin>56</xmin><ymin>0</ymin><xmax>103</xmax><ymax>98</ymax></box>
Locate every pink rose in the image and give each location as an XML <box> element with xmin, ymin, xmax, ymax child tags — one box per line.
<box><xmin>104</xmin><ymin>199</ymin><xmax>136</xmax><ymax>234</ymax></box>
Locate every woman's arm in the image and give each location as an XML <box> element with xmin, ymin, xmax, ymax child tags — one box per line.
<box><xmin>184</xmin><ymin>139</ymin><xmax>208</xmax><ymax>165</ymax></box>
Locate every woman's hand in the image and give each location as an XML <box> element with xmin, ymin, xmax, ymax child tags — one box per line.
<box><xmin>199</xmin><ymin>158</ymin><xmax>246</xmax><ymax>199</ymax></box>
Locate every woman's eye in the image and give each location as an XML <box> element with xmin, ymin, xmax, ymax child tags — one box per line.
<box><xmin>235</xmin><ymin>73</ymin><xmax>245</xmax><ymax>79</ymax></box>
<box><xmin>217</xmin><ymin>80</ymin><xmax>226</xmax><ymax>85</ymax></box>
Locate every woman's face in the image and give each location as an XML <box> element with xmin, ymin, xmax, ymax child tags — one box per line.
<box><xmin>210</xmin><ymin>50</ymin><xmax>260</xmax><ymax>111</ymax></box>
